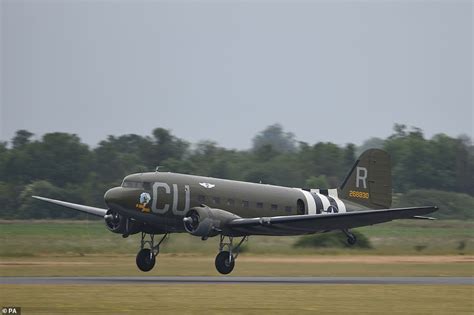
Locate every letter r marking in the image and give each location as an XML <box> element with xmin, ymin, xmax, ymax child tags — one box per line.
<box><xmin>356</xmin><ymin>167</ymin><xmax>367</xmax><ymax>189</ymax></box>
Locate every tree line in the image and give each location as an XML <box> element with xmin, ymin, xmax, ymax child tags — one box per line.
<box><xmin>0</xmin><ymin>123</ymin><xmax>472</xmax><ymax>219</ymax></box>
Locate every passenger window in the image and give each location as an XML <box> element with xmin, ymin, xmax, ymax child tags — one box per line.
<box><xmin>212</xmin><ymin>197</ymin><xmax>221</xmax><ymax>204</ymax></box>
<box><xmin>256</xmin><ymin>202</ymin><xmax>263</xmax><ymax>209</ymax></box>
<box><xmin>227</xmin><ymin>199</ymin><xmax>235</xmax><ymax>206</ymax></box>
<box><xmin>198</xmin><ymin>195</ymin><xmax>206</xmax><ymax>203</ymax></box>
<box><xmin>271</xmin><ymin>204</ymin><xmax>278</xmax><ymax>211</ymax></box>
<box><xmin>285</xmin><ymin>206</ymin><xmax>292</xmax><ymax>213</ymax></box>
<box><xmin>242</xmin><ymin>200</ymin><xmax>249</xmax><ymax>208</ymax></box>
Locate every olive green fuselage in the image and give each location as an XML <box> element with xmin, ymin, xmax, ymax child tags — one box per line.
<box><xmin>105</xmin><ymin>172</ymin><xmax>353</xmax><ymax>234</ymax></box>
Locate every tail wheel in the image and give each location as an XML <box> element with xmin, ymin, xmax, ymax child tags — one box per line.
<box><xmin>347</xmin><ymin>234</ymin><xmax>357</xmax><ymax>246</ymax></box>
<box><xmin>342</xmin><ymin>229</ymin><xmax>357</xmax><ymax>246</ymax></box>
<box><xmin>136</xmin><ymin>248</ymin><xmax>156</xmax><ymax>272</ymax></box>
<box><xmin>215</xmin><ymin>251</ymin><xmax>235</xmax><ymax>275</ymax></box>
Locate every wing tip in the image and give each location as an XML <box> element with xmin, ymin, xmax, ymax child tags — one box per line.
<box><xmin>32</xmin><ymin>195</ymin><xmax>50</xmax><ymax>202</ymax></box>
<box><xmin>412</xmin><ymin>215</ymin><xmax>437</xmax><ymax>220</ymax></box>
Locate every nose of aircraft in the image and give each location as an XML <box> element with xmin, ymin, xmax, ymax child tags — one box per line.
<box><xmin>104</xmin><ymin>187</ymin><xmax>123</xmax><ymax>206</ymax></box>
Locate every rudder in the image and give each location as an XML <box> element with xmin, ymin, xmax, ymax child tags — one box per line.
<box><xmin>339</xmin><ymin>149</ymin><xmax>392</xmax><ymax>209</ymax></box>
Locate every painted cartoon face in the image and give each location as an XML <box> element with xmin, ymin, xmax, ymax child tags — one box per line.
<box><xmin>139</xmin><ymin>192</ymin><xmax>151</xmax><ymax>205</ymax></box>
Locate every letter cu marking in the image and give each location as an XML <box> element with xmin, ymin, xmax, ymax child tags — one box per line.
<box><xmin>152</xmin><ymin>182</ymin><xmax>190</xmax><ymax>216</ymax></box>
<box><xmin>152</xmin><ymin>182</ymin><xmax>170</xmax><ymax>214</ymax></box>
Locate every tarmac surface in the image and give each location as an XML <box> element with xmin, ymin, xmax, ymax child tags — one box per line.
<box><xmin>1</xmin><ymin>276</ymin><xmax>472</xmax><ymax>285</ymax></box>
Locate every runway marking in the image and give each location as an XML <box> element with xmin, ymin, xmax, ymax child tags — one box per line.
<box><xmin>1</xmin><ymin>276</ymin><xmax>472</xmax><ymax>285</ymax></box>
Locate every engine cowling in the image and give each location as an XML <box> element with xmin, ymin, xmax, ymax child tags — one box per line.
<box><xmin>104</xmin><ymin>209</ymin><xmax>142</xmax><ymax>235</ymax></box>
<box><xmin>183</xmin><ymin>207</ymin><xmax>240</xmax><ymax>237</ymax></box>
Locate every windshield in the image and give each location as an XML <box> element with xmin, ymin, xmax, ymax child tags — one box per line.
<box><xmin>122</xmin><ymin>180</ymin><xmax>144</xmax><ymax>189</ymax></box>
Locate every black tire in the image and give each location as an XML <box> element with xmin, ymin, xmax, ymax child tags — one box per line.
<box><xmin>347</xmin><ymin>235</ymin><xmax>357</xmax><ymax>246</ymax></box>
<box><xmin>136</xmin><ymin>248</ymin><xmax>156</xmax><ymax>272</ymax></box>
<box><xmin>215</xmin><ymin>251</ymin><xmax>235</xmax><ymax>275</ymax></box>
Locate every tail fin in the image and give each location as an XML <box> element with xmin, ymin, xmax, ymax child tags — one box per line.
<box><xmin>339</xmin><ymin>149</ymin><xmax>392</xmax><ymax>209</ymax></box>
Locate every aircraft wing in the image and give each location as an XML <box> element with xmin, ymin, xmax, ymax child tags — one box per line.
<box><xmin>227</xmin><ymin>206</ymin><xmax>438</xmax><ymax>236</ymax></box>
<box><xmin>32</xmin><ymin>196</ymin><xmax>107</xmax><ymax>217</ymax></box>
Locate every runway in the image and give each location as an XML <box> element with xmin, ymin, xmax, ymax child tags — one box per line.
<box><xmin>1</xmin><ymin>276</ymin><xmax>472</xmax><ymax>285</ymax></box>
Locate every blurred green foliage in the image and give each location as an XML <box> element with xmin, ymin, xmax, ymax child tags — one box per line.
<box><xmin>0</xmin><ymin>123</ymin><xmax>472</xmax><ymax>219</ymax></box>
<box><xmin>394</xmin><ymin>189</ymin><xmax>474</xmax><ymax>220</ymax></box>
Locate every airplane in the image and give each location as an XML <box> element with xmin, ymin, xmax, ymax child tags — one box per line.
<box><xmin>33</xmin><ymin>149</ymin><xmax>438</xmax><ymax>274</ymax></box>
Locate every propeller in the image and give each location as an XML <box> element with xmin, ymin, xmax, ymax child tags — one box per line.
<box><xmin>104</xmin><ymin>210</ymin><xmax>122</xmax><ymax>230</ymax></box>
<box><xmin>183</xmin><ymin>212</ymin><xmax>199</xmax><ymax>232</ymax></box>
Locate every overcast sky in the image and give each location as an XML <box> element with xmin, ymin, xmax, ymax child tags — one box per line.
<box><xmin>1</xmin><ymin>0</ymin><xmax>472</xmax><ymax>149</ymax></box>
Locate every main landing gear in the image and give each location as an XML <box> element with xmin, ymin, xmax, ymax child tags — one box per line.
<box><xmin>215</xmin><ymin>235</ymin><xmax>248</xmax><ymax>275</ymax></box>
<box><xmin>136</xmin><ymin>232</ymin><xmax>168</xmax><ymax>272</ymax></box>
<box><xmin>342</xmin><ymin>229</ymin><xmax>357</xmax><ymax>246</ymax></box>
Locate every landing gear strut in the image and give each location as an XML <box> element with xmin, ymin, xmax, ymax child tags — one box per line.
<box><xmin>136</xmin><ymin>232</ymin><xmax>168</xmax><ymax>272</ymax></box>
<box><xmin>215</xmin><ymin>235</ymin><xmax>247</xmax><ymax>275</ymax></box>
<box><xmin>342</xmin><ymin>229</ymin><xmax>357</xmax><ymax>246</ymax></box>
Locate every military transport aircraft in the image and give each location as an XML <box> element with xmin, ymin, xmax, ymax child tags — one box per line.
<box><xmin>33</xmin><ymin>149</ymin><xmax>437</xmax><ymax>274</ymax></box>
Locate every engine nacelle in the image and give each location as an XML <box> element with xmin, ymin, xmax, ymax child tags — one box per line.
<box><xmin>183</xmin><ymin>207</ymin><xmax>240</xmax><ymax>237</ymax></box>
<box><xmin>104</xmin><ymin>209</ymin><xmax>142</xmax><ymax>235</ymax></box>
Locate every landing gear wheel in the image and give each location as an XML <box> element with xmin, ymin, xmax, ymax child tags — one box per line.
<box><xmin>215</xmin><ymin>251</ymin><xmax>235</xmax><ymax>275</ymax></box>
<box><xmin>136</xmin><ymin>248</ymin><xmax>156</xmax><ymax>272</ymax></box>
<box><xmin>347</xmin><ymin>235</ymin><xmax>357</xmax><ymax>246</ymax></box>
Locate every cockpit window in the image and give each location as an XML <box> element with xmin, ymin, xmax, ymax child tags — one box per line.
<box><xmin>122</xmin><ymin>180</ymin><xmax>144</xmax><ymax>189</ymax></box>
